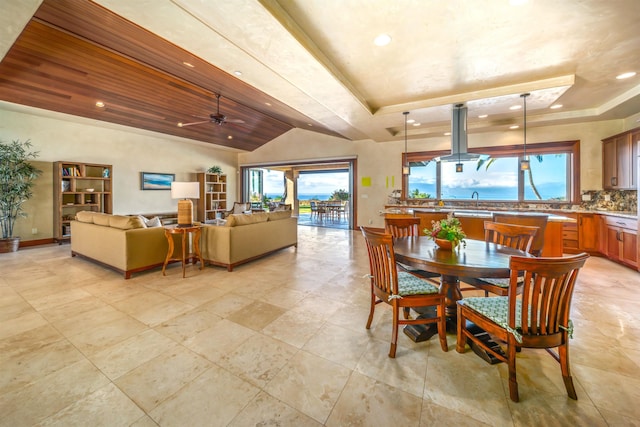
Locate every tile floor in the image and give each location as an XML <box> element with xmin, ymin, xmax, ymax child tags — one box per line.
<box><xmin>1</xmin><ymin>226</ymin><xmax>639</xmax><ymax>426</ymax></box>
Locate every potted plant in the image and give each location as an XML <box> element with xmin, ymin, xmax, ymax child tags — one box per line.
<box><xmin>207</xmin><ymin>165</ymin><xmax>223</xmax><ymax>175</ymax></box>
<box><xmin>0</xmin><ymin>139</ymin><xmax>42</xmax><ymax>253</ymax></box>
<box><xmin>424</xmin><ymin>214</ymin><xmax>466</xmax><ymax>250</ymax></box>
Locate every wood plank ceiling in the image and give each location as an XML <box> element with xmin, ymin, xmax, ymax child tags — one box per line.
<box><xmin>0</xmin><ymin>0</ymin><xmax>344</xmax><ymax>151</ymax></box>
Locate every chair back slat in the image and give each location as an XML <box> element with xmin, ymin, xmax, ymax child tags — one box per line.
<box><xmin>385</xmin><ymin>217</ymin><xmax>421</xmax><ymax>237</ymax></box>
<box><xmin>509</xmin><ymin>254</ymin><xmax>588</xmax><ymax>339</ymax></box>
<box><xmin>361</xmin><ymin>227</ymin><xmax>399</xmax><ymax>297</ymax></box>
<box><xmin>484</xmin><ymin>221</ymin><xmax>538</xmax><ymax>253</ymax></box>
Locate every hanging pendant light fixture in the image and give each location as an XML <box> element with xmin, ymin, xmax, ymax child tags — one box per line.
<box><xmin>455</xmin><ymin>114</ymin><xmax>463</xmax><ymax>172</ymax></box>
<box><xmin>520</xmin><ymin>93</ymin><xmax>530</xmax><ymax>171</ymax></box>
<box><xmin>402</xmin><ymin>111</ymin><xmax>410</xmax><ymax>175</ymax></box>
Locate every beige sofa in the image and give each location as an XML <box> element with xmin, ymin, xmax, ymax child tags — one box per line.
<box><xmin>200</xmin><ymin>210</ymin><xmax>297</xmax><ymax>271</ymax></box>
<box><xmin>70</xmin><ymin>211</ymin><xmax>174</xmax><ymax>279</ymax></box>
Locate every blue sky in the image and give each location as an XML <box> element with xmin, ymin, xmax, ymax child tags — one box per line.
<box><xmin>263</xmin><ymin>170</ymin><xmax>349</xmax><ymax>195</ymax></box>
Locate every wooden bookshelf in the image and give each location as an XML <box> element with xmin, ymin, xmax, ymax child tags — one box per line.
<box><xmin>54</xmin><ymin>161</ymin><xmax>112</xmax><ymax>243</ymax></box>
<box><xmin>196</xmin><ymin>173</ymin><xmax>227</xmax><ymax>223</ymax></box>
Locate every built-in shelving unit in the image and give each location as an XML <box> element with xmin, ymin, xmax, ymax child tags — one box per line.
<box><xmin>54</xmin><ymin>161</ymin><xmax>112</xmax><ymax>243</ymax></box>
<box><xmin>196</xmin><ymin>173</ymin><xmax>227</xmax><ymax>223</ymax></box>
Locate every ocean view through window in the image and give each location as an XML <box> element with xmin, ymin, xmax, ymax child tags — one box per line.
<box><xmin>405</xmin><ymin>141</ymin><xmax>578</xmax><ymax>203</ymax></box>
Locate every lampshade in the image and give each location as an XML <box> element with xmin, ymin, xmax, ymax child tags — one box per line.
<box><xmin>171</xmin><ymin>182</ymin><xmax>200</xmax><ymax>200</ymax></box>
<box><xmin>171</xmin><ymin>182</ymin><xmax>199</xmax><ymax>227</ymax></box>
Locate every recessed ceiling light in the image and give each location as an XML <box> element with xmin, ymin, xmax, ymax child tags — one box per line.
<box><xmin>550</xmin><ymin>104</ymin><xmax>563</xmax><ymax>109</ymax></box>
<box><xmin>509</xmin><ymin>105</ymin><xmax>521</xmax><ymax>110</ymax></box>
<box><xmin>95</xmin><ymin>101</ymin><xmax>105</xmax><ymax>108</ymax></box>
<box><xmin>307</xmin><ymin>123</ymin><xmax>313</xmax><ymax>127</ymax></box>
<box><xmin>234</xmin><ymin>70</ymin><xmax>242</xmax><ymax>76</ymax></box>
<box><xmin>616</xmin><ymin>71</ymin><xmax>636</xmax><ymax>79</ymax></box>
<box><xmin>412</xmin><ymin>122</ymin><xmax>421</xmax><ymax>126</ymax></box>
<box><xmin>478</xmin><ymin>114</ymin><xmax>488</xmax><ymax>118</ymax></box>
<box><xmin>444</xmin><ymin>132</ymin><xmax>451</xmax><ymax>136</ymax></box>
<box><xmin>265</xmin><ymin>102</ymin><xmax>272</xmax><ymax>107</ymax></box>
<box><xmin>510</xmin><ymin>125</ymin><xmax>520</xmax><ymax>129</ymax></box>
<box><xmin>373</xmin><ymin>34</ymin><xmax>392</xmax><ymax>46</ymax></box>
<box><xmin>227</xmin><ymin>135</ymin><xmax>233</xmax><ymax>140</ymax></box>
<box><xmin>407</xmin><ymin>119</ymin><xmax>415</xmax><ymax>124</ymax></box>
<box><xmin>182</xmin><ymin>61</ymin><xmax>194</xmax><ymax>68</ymax></box>
<box><xmin>177</xmin><ymin>122</ymin><xmax>184</xmax><ymax>127</ymax></box>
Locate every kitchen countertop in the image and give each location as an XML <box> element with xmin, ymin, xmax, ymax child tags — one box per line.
<box><xmin>382</xmin><ymin>206</ymin><xmax>638</xmax><ymax>221</ymax></box>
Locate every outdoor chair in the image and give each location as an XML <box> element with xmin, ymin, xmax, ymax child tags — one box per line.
<box><xmin>361</xmin><ymin>226</ymin><xmax>448</xmax><ymax>358</ymax></box>
<box><xmin>456</xmin><ymin>252</ymin><xmax>589</xmax><ymax>402</ymax></box>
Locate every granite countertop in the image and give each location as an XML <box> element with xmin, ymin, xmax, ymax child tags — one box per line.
<box><xmin>382</xmin><ymin>206</ymin><xmax>638</xmax><ymax>221</ymax></box>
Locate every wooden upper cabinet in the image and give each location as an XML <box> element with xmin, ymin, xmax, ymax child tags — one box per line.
<box><xmin>602</xmin><ymin>128</ymin><xmax>638</xmax><ymax>190</ymax></box>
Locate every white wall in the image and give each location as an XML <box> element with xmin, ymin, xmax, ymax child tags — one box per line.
<box><xmin>240</xmin><ymin>120</ymin><xmax>626</xmax><ymax>228</ymax></box>
<box><xmin>0</xmin><ymin>103</ymin><xmax>238</xmax><ymax>240</ymax></box>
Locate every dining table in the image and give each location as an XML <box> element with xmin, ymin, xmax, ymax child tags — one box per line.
<box><xmin>393</xmin><ymin>236</ymin><xmax>531</xmax><ymax>363</ymax></box>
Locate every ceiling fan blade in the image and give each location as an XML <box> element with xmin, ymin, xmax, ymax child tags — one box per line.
<box><xmin>177</xmin><ymin>120</ymin><xmax>210</xmax><ymax>127</ymax></box>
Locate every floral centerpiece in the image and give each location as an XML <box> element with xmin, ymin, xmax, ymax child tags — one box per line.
<box><xmin>424</xmin><ymin>214</ymin><xmax>466</xmax><ymax>249</ymax></box>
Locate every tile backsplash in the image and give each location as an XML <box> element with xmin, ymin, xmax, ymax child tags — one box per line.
<box><xmin>580</xmin><ymin>190</ymin><xmax>637</xmax><ymax>212</ymax></box>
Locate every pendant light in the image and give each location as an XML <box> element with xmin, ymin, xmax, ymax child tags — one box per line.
<box><xmin>520</xmin><ymin>93</ymin><xmax>530</xmax><ymax>171</ymax></box>
<box><xmin>402</xmin><ymin>111</ymin><xmax>410</xmax><ymax>175</ymax></box>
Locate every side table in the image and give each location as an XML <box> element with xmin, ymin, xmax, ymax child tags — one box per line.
<box><xmin>162</xmin><ymin>224</ymin><xmax>204</xmax><ymax>278</ymax></box>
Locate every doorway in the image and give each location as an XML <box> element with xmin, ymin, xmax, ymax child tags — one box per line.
<box><xmin>240</xmin><ymin>159</ymin><xmax>357</xmax><ymax>230</ymax></box>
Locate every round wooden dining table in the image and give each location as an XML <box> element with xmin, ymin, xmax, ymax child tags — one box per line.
<box><xmin>393</xmin><ymin>236</ymin><xmax>530</xmax><ymax>350</ymax></box>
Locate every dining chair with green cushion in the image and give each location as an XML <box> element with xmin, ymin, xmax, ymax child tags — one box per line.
<box><xmin>492</xmin><ymin>213</ymin><xmax>548</xmax><ymax>257</ymax></box>
<box><xmin>361</xmin><ymin>226</ymin><xmax>448</xmax><ymax>358</ymax></box>
<box><xmin>462</xmin><ymin>221</ymin><xmax>539</xmax><ymax>296</ymax></box>
<box><xmin>384</xmin><ymin>217</ymin><xmax>440</xmax><ymax>282</ymax></box>
<box><xmin>456</xmin><ymin>252</ymin><xmax>589</xmax><ymax>402</ymax></box>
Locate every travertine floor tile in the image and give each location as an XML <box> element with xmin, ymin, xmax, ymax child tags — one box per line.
<box><xmin>149</xmin><ymin>365</ymin><xmax>259</xmax><ymax>427</ymax></box>
<box><xmin>115</xmin><ymin>345</ymin><xmax>212</xmax><ymax>413</ymax></box>
<box><xmin>264</xmin><ymin>350</ymin><xmax>351</xmax><ymax>423</ymax></box>
<box><xmin>0</xmin><ymin>227</ymin><xmax>638</xmax><ymax>426</ymax></box>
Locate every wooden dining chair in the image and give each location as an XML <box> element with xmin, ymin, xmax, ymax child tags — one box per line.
<box><xmin>360</xmin><ymin>226</ymin><xmax>448</xmax><ymax>358</ymax></box>
<box><xmin>384</xmin><ymin>217</ymin><xmax>440</xmax><ymax>284</ymax></box>
<box><xmin>492</xmin><ymin>213</ymin><xmax>548</xmax><ymax>256</ymax></box>
<box><xmin>456</xmin><ymin>252</ymin><xmax>589</xmax><ymax>402</ymax></box>
<box><xmin>462</xmin><ymin>221</ymin><xmax>539</xmax><ymax>296</ymax></box>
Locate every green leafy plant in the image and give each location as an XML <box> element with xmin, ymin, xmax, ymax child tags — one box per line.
<box><xmin>207</xmin><ymin>165</ymin><xmax>223</xmax><ymax>174</ymax></box>
<box><xmin>424</xmin><ymin>214</ymin><xmax>466</xmax><ymax>248</ymax></box>
<box><xmin>0</xmin><ymin>139</ymin><xmax>42</xmax><ymax>239</ymax></box>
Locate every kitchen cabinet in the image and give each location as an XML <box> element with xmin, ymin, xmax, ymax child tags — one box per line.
<box><xmin>577</xmin><ymin>213</ymin><xmax>599</xmax><ymax>252</ymax></box>
<box><xmin>601</xmin><ymin>215</ymin><xmax>638</xmax><ymax>269</ymax></box>
<box><xmin>560</xmin><ymin>212</ymin><xmax>599</xmax><ymax>254</ymax></box>
<box><xmin>602</xmin><ymin>128</ymin><xmax>638</xmax><ymax>190</ymax></box>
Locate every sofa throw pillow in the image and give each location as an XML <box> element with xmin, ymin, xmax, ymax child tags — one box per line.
<box><xmin>233</xmin><ymin>203</ymin><xmax>251</xmax><ymax>214</ymax></box>
<box><xmin>145</xmin><ymin>216</ymin><xmax>162</xmax><ymax>227</ymax></box>
<box><xmin>136</xmin><ymin>215</ymin><xmax>148</xmax><ymax>228</ymax></box>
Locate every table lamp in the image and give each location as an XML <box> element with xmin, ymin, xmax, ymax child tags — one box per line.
<box><xmin>171</xmin><ymin>182</ymin><xmax>200</xmax><ymax>227</ymax></box>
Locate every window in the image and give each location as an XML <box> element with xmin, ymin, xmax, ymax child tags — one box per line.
<box><xmin>405</xmin><ymin>141</ymin><xmax>579</xmax><ymax>203</ymax></box>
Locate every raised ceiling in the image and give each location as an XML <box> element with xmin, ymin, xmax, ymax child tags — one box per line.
<box><xmin>1</xmin><ymin>0</ymin><xmax>640</xmax><ymax>151</ymax></box>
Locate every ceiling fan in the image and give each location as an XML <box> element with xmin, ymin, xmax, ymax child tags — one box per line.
<box><xmin>177</xmin><ymin>94</ymin><xmax>245</xmax><ymax>128</ymax></box>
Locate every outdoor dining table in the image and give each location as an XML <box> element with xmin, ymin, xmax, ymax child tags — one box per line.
<box><xmin>393</xmin><ymin>236</ymin><xmax>531</xmax><ymax>363</ymax></box>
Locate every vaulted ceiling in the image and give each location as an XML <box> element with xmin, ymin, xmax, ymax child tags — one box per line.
<box><xmin>1</xmin><ymin>0</ymin><xmax>639</xmax><ymax>152</ymax></box>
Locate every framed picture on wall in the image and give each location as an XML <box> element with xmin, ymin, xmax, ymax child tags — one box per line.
<box><xmin>140</xmin><ymin>172</ymin><xmax>175</xmax><ymax>190</ymax></box>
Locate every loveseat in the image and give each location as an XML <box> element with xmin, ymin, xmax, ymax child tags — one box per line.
<box><xmin>200</xmin><ymin>210</ymin><xmax>297</xmax><ymax>271</ymax></box>
<box><xmin>70</xmin><ymin>211</ymin><xmax>175</xmax><ymax>279</ymax></box>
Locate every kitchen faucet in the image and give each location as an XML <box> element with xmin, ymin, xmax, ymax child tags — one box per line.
<box><xmin>471</xmin><ymin>191</ymin><xmax>479</xmax><ymax>208</ymax></box>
